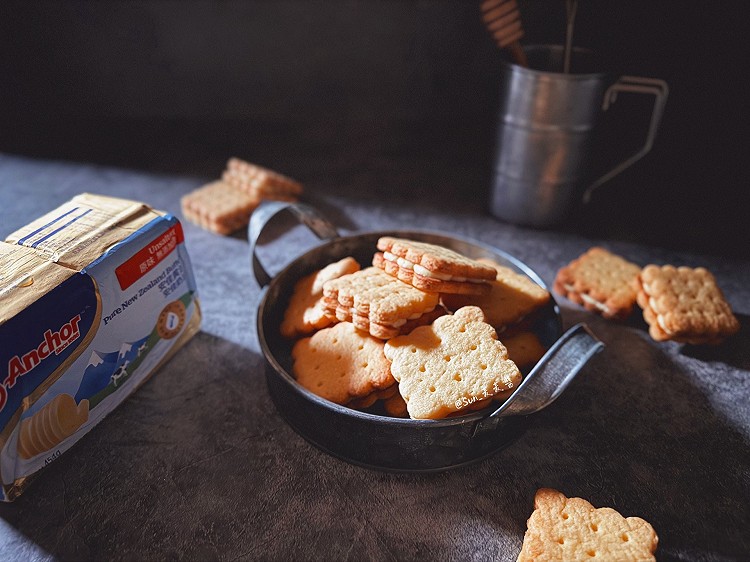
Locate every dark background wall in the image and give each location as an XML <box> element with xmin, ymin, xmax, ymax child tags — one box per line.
<box><xmin>0</xmin><ymin>1</ymin><xmax>747</xmax><ymax>257</ymax></box>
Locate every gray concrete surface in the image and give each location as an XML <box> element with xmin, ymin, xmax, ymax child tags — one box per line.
<box><xmin>0</xmin><ymin>153</ymin><xmax>748</xmax><ymax>561</ymax></box>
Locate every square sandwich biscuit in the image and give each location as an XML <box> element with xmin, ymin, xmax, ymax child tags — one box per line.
<box><xmin>635</xmin><ymin>264</ymin><xmax>740</xmax><ymax>344</ymax></box>
<box><xmin>223</xmin><ymin>157</ymin><xmax>303</xmax><ymax>200</ymax></box>
<box><xmin>554</xmin><ymin>247</ymin><xmax>641</xmax><ymax>320</ymax></box>
<box><xmin>181</xmin><ymin>180</ymin><xmax>260</xmax><ymax>235</ymax></box>
<box><xmin>322</xmin><ymin>267</ymin><xmax>440</xmax><ymax>340</ymax></box>
<box><xmin>373</xmin><ymin>237</ymin><xmax>496</xmax><ymax>295</ymax></box>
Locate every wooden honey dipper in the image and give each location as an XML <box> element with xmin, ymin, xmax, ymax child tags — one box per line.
<box><xmin>481</xmin><ymin>0</ymin><xmax>528</xmax><ymax>67</ymax></box>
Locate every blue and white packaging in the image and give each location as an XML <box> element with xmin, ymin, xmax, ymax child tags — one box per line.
<box><xmin>0</xmin><ymin>194</ymin><xmax>201</xmax><ymax>501</ymax></box>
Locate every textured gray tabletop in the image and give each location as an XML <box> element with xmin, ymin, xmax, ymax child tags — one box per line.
<box><xmin>0</xmin><ymin>153</ymin><xmax>748</xmax><ymax>561</ymax></box>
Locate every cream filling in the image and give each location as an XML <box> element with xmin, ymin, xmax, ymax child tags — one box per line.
<box><xmin>649</xmin><ymin>297</ymin><xmax>673</xmax><ymax>334</ymax></box>
<box><xmin>642</xmin><ymin>283</ymin><xmax>674</xmax><ymax>334</ymax></box>
<box><xmin>657</xmin><ymin>315</ymin><xmax>673</xmax><ymax>334</ymax></box>
<box><xmin>383</xmin><ymin>252</ymin><xmax>486</xmax><ymax>283</ymax></box>
<box><xmin>384</xmin><ymin>251</ymin><xmax>414</xmax><ymax>270</ymax></box>
<box><xmin>563</xmin><ymin>284</ymin><xmax>611</xmax><ymax>314</ymax></box>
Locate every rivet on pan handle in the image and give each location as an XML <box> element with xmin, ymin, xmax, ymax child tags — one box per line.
<box><xmin>248</xmin><ymin>201</ymin><xmax>340</xmax><ymax>288</ymax></box>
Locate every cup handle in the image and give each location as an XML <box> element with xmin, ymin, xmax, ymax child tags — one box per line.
<box><xmin>248</xmin><ymin>200</ymin><xmax>339</xmax><ymax>287</ymax></box>
<box><xmin>582</xmin><ymin>76</ymin><xmax>669</xmax><ymax>203</ymax></box>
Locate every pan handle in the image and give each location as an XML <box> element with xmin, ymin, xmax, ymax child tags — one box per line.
<box><xmin>249</xmin><ymin>200</ymin><xmax>340</xmax><ymax>287</ymax></box>
<box><xmin>473</xmin><ymin>324</ymin><xmax>603</xmax><ymax>436</ymax></box>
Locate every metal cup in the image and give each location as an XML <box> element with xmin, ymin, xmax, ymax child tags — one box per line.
<box><xmin>489</xmin><ymin>45</ymin><xmax>668</xmax><ymax>227</ymax></box>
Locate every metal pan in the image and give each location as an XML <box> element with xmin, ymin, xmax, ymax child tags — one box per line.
<box><xmin>251</xmin><ymin>201</ymin><xmax>603</xmax><ymax>471</ymax></box>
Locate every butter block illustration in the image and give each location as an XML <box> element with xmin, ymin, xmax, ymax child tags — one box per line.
<box><xmin>17</xmin><ymin>394</ymin><xmax>89</xmax><ymax>459</ymax></box>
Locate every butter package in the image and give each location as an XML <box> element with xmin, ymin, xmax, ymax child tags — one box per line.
<box><xmin>0</xmin><ymin>194</ymin><xmax>201</xmax><ymax>501</ymax></box>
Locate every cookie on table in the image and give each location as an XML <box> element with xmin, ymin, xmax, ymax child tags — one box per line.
<box><xmin>181</xmin><ymin>180</ymin><xmax>260</xmax><ymax>235</ymax></box>
<box><xmin>442</xmin><ymin>257</ymin><xmax>550</xmax><ymax>330</ymax></box>
<box><xmin>223</xmin><ymin>157</ymin><xmax>303</xmax><ymax>200</ymax></box>
<box><xmin>280</xmin><ymin>257</ymin><xmax>361</xmax><ymax>338</ymax></box>
<box><xmin>518</xmin><ymin>488</ymin><xmax>658</xmax><ymax>562</ymax></box>
<box><xmin>322</xmin><ymin>267</ymin><xmax>440</xmax><ymax>340</ymax></box>
<box><xmin>554</xmin><ymin>247</ymin><xmax>641</xmax><ymax>320</ymax></box>
<box><xmin>635</xmin><ymin>264</ymin><xmax>740</xmax><ymax>345</ymax></box>
<box><xmin>384</xmin><ymin>306</ymin><xmax>521</xmax><ymax>420</ymax></box>
<box><xmin>291</xmin><ymin>322</ymin><xmax>395</xmax><ymax>405</ymax></box>
<box><xmin>373</xmin><ymin>237</ymin><xmax>496</xmax><ymax>295</ymax></box>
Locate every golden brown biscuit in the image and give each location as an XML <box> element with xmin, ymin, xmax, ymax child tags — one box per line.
<box><xmin>280</xmin><ymin>257</ymin><xmax>361</xmax><ymax>338</ymax></box>
<box><xmin>291</xmin><ymin>322</ymin><xmax>395</xmax><ymax>405</ymax></box>
<box><xmin>518</xmin><ymin>488</ymin><xmax>658</xmax><ymax>562</ymax></box>
<box><xmin>347</xmin><ymin>383</ymin><xmax>399</xmax><ymax>410</ymax></box>
<box><xmin>554</xmin><ymin>247</ymin><xmax>642</xmax><ymax>320</ymax></box>
<box><xmin>180</xmin><ymin>180</ymin><xmax>261</xmax><ymax>235</ymax></box>
<box><xmin>501</xmin><ymin>331</ymin><xmax>547</xmax><ymax>370</ymax></box>
<box><xmin>396</xmin><ymin>305</ymin><xmax>448</xmax><ymax>335</ymax></box>
<box><xmin>224</xmin><ymin>157</ymin><xmax>303</xmax><ymax>199</ymax></box>
<box><xmin>384</xmin><ymin>306</ymin><xmax>521</xmax><ymax>419</ymax></box>
<box><xmin>322</xmin><ymin>267</ymin><xmax>440</xmax><ymax>340</ymax></box>
<box><xmin>348</xmin><ymin>304</ymin><xmax>448</xmax><ymax>340</ymax></box>
<box><xmin>635</xmin><ymin>264</ymin><xmax>740</xmax><ymax>344</ymax></box>
<box><xmin>373</xmin><ymin>237</ymin><xmax>495</xmax><ymax>295</ymax></box>
<box><xmin>443</xmin><ymin>258</ymin><xmax>550</xmax><ymax>330</ymax></box>
<box><xmin>347</xmin><ymin>394</ymin><xmax>379</xmax><ymax>409</ymax></box>
<box><xmin>382</xmin><ymin>392</ymin><xmax>409</xmax><ymax>418</ymax></box>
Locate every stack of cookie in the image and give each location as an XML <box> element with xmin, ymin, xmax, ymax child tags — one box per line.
<box><xmin>181</xmin><ymin>157</ymin><xmax>303</xmax><ymax>235</ymax></box>
<box><xmin>281</xmin><ymin>237</ymin><xmax>553</xmax><ymax>419</ymax></box>
<box><xmin>554</xmin><ymin>247</ymin><xmax>740</xmax><ymax>345</ymax></box>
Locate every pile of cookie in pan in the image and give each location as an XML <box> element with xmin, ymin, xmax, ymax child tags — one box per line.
<box><xmin>281</xmin><ymin>236</ymin><xmax>552</xmax><ymax>420</ymax></box>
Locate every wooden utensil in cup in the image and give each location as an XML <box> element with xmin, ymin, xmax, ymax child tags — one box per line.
<box><xmin>481</xmin><ymin>0</ymin><xmax>528</xmax><ymax>67</ymax></box>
